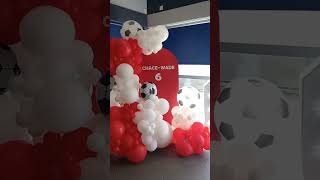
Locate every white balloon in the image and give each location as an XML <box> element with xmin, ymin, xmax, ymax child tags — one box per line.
<box><xmin>70</xmin><ymin>40</ymin><xmax>94</xmax><ymax>68</ymax></box>
<box><xmin>142</xmin><ymin>135</ymin><xmax>154</xmax><ymax>145</ymax></box>
<box><xmin>20</xmin><ymin>6</ymin><xmax>75</xmax><ymax>57</ymax></box>
<box><xmin>116</xmin><ymin>64</ymin><xmax>134</xmax><ymax>79</ymax></box>
<box><xmin>0</xmin><ymin>92</ymin><xmax>32</xmax><ymax>144</ymax></box>
<box><xmin>142</xmin><ymin>109</ymin><xmax>156</xmax><ymax>121</ymax></box>
<box><xmin>143</xmin><ymin>99</ymin><xmax>156</xmax><ymax>109</ymax></box>
<box><xmin>146</xmin><ymin>139</ymin><xmax>157</xmax><ymax>152</ymax></box>
<box><xmin>33</xmin><ymin>81</ymin><xmax>93</xmax><ymax>133</ymax></box>
<box><xmin>121</xmin><ymin>89</ymin><xmax>139</xmax><ymax>104</ymax></box>
<box><xmin>156</xmin><ymin>98</ymin><xmax>170</xmax><ymax>115</ymax></box>
<box><xmin>155</xmin><ymin>121</ymin><xmax>172</xmax><ymax>148</ymax></box>
<box><xmin>135</xmin><ymin>96</ymin><xmax>172</xmax><ymax>151</ymax></box>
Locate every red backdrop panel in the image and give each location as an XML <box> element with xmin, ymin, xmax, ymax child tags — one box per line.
<box><xmin>140</xmin><ymin>48</ymin><xmax>179</xmax><ymax>124</ymax></box>
<box><xmin>211</xmin><ymin>0</ymin><xmax>221</xmax><ymax>141</ymax></box>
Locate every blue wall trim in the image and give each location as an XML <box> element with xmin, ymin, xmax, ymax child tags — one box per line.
<box><xmin>110</xmin><ymin>22</ymin><xmax>122</xmax><ymax>38</ymax></box>
<box><xmin>218</xmin><ymin>0</ymin><xmax>320</xmax><ymax>10</ymax></box>
<box><xmin>110</xmin><ymin>4</ymin><xmax>147</xmax><ymax>27</ymax></box>
<box><xmin>164</xmin><ymin>23</ymin><xmax>210</xmax><ymax>65</ymax></box>
<box><xmin>111</xmin><ymin>22</ymin><xmax>210</xmax><ymax>65</ymax></box>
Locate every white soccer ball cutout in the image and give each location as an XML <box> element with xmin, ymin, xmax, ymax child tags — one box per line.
<box><xmin>140</xmin><ymin>82</ymin><xmax>157</xmax><ymax>100</ymax></box>
<box><xmin>177</xmin><ymin>86</ymin><xmax>201</xmax><ymax>109</ymax></box>
<box><xmin>213</xmin><ymin>77</ymin><xmax>291</xmax><ymax>180</ymax></box>
<box><xmin>120</xmin><ymin>20</ymin><xmax>143</xmax><ymax>40</ymax></box>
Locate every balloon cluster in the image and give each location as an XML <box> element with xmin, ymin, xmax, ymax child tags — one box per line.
<box><xmin>112</xmin><ymin>64</ymin><xmax>140</xmax><ymax>104</ymax></box>
<box><xmin>0</xmin><ymin>128</ymin><xmax>96</xmax><ymax>180</ymax></box>
<box><xmin>10</xmin><ymin>6</ymin><xmax>100</xmax><ymax>135</ymax></box>
<box><xmin>110</xmin><ymin>21</ymin><xmax>210</xmax><ymax>162</ymax></box>
<box><xmin>173</xmin><ymin>122</ymin><xmax>210</xmax><ymax>157</ymax></box>
<box><xmin>110</xmin><ymin>103</ymin><xmax>147</xmax><ymax>163</ymax></box>
<box><xmin>110</xmin><ymin>21</ymin><xmax>174</xmax><ymax>163</ymax></box>
<box><xmin>134</xmin><ymin>96</ymin><xmax>172</xmax><ymax>152</ymax></box>
<box><xmin>0</xmin><ymin>4</ymin><xmax>108</xmax><ymax>179</ymax></box>
<box><xmin>136</xmin><ymin>26</ymin><xmax>169</xmax><ymax>55</ymax></box>
<box><xmin>110</xmin><ymin>39</ymin><xmax>143</xmax><ymax>76</ymax></box>
<box><xmin>0</xmin><ymin>0</ymin><xmax>107</xmax><ymax>69</ymax></box>
<box><xmin>171</xmin><ymin>106</ymin><xmax>199</xmax><ymax>130</ymax></box>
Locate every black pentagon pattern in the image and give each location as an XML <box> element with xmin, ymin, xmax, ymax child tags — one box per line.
<box><xmin>141</xmin><ymin>84</ymin><xmax>147</xmax><ymax>89</ymax></box>
<box><xmin>178</xmin><ymin>100</ymin><xmax>183</xmax><ymax>106</ymax></box>
<box><xmin>281</xmin><ymin>98</ymin><xmax>289</xmax><ymax>118</ymax></box>
<box><xmin>219</xmin><ymin>122</ymin><xmax>235</xmax><ymax>141</ymax></box>
<box><xmin>190</xmin><ymin>104</ymin><xmax>196</xmax><ymax>108</ymax></box>
<box><xmin>217</xmin><ymin>88</ymin><xmax>231</xmax><ymax>104</ymax></box>
<box><xmin>149</xmin><ymin>88</ymin><xmax>156</xmax><ymax>95</ymax></box>
<box><xmin>128</xmin><ymin>21</ymin><xmax>135</xmax><ymax>25</ymax></box>
<box><xmin>254</xmin><ymin>134</ymin><xmax>274</xmax><ymax>149</ymax></box>
<box><xmin>141</xmin><ymin>92</ymin><xmax>146</xmax><ymax>98</ymax></box>
<box><xmin>198</xmin><ymin>93</ymin><xmax>201</xmax><ymax>99</ymax></box>
<box><xmin>125</xmin><ymin>30</ymin><xmax>131</xmax><ymax>37</ymax></box>
<box><xmin>178</xmin><ymin>89</ymin><xmax>182</xmax><ymax>94</ymax></box>
<box><xmin>137</xmin><ymin>28</ymin><xmax>142</xmax><ymax>31</ymax></box>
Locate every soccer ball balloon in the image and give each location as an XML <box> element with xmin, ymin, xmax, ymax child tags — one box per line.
<box><xmin>214</xmin><ymin>77</ymin><xmax>290</xmax><ymax>146</ymax></box>
<box><xmin>177</xmin><ymin>86</ymin><xmax>201</xmax><ymax>109</ymax></box>
<box><xmin>120</xmin><ymin>20</ymin><xmax>143</xmax><ymax>39</ymax></box>
<box><xmin>140</xmin><ymin>82</ymin><xmax>157</xmax><ymax>99</ymax></box>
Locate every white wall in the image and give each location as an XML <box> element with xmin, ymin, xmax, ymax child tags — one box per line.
<box><xmin>220</xmin><ymin>52</ymin><xmax>316</xmax><ymax>92</ymax></box>
<box><xmin>220</xmin><ymin>10</ymin><xmax>320</xmax><ymax>47</ymax></box>
<box><xmin>110</xmin><ymin>0</ymin><xmax>147</xmax><ymax>14</ymax></box>
<box><xmin>147</xmin><ymin>1</ymin><xmax>210</xmax><ymax>27</ymax></box>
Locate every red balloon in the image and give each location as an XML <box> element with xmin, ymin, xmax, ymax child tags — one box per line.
<box><xmin>172</xmin><ymin>128</ymin><xmax>186</xmax><ymax>144</ymax></box>
<box><xmin>62</xmin><ymin>128</ymin><xmax>97</xmax><ymax>161</ymax></box>
<box><xmin>176</xmin><ymin>139</ymin><xmax>193</xmax><ymax>157</ymax></box>
<box><xmin>191</xmin><ymin>122</ymin><xmax>205</xmax><ymax>133</ymax></box>
<box><xmin>121</xmin><ymin>135</ymin><xmax>135</xmax><ymax>152</ymax></box>
<box><xmin>0</xmin><ymin>141</ymin><xmax>35</xmax><ymax>180</ymax></box>
<box><xmin>110</xmin><ymin>120</ymin><xmax>125</xmax><ymax>140</ymax></box>
<box><xmin>190</xmin><ymin>134</ymin><xmax>205</xmax><ymax>155</ymax></box>
<box><xmin>115</xmin><ymin>40</ymin><xmax>132</xmax><ymax>57</ymax></box>
<box><xmin>127</xmin><ymin>145</ymin><xmax>147</xmax><ymax>163</ymax></box>
<box><xmin>110</xmin><ymin>38</ymin><xmax>143</xmax><ymax>76</ymax></box>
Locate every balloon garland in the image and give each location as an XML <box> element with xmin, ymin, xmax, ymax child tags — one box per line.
<box><xmin>0</xmin><ymin>2</ymin><xmax>210</xmax><ymax>173</ymax></box>
<box><xmin>0</xmin><ymin>2</ymin><xmax>108</xmax><ymax>179</ymax></box>
<box><xmin>110</xmin><ymin>20</ymin><xmax>210</xmax><ymax>163</ymax></box>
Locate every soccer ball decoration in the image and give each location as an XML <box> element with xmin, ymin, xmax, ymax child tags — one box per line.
<box><xmin>213</xmin><ymin>77</ymin><xmax>290</xmax><ymax>180</ymax></box>
<box><xmin>96</xmin><ymin>74</ymin><xmax>109</xmax><ymax>115</ymax></box>
<box><xmin>120</xmin><ymin>20</ymin><xmax>143</xmax><ymax>40</ymax></box>
<box><xmin>215</xmin><ymin>77</ymin><xmax>290</xmax><ymax>144</ymax></box>
<box><xmin>177</xmin><ymin>86</ymin><xmax>201</xmax><ymax>109</ymax></box>
<box><xmin>0</xmin><ymin>44</ymin><xmax>21</xmax><ymax>95</ymax></box>
<box><xmin>139</xmin><ymin>82</ymin><xmax>157</xmax><ymax>99</ymax></box>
